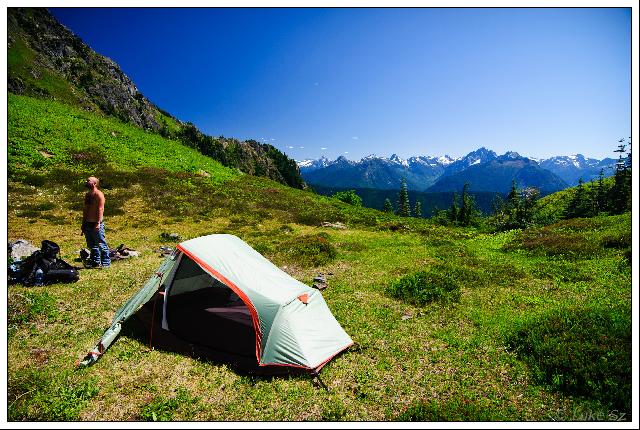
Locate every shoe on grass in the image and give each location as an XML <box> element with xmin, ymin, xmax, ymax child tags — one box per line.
<box><xmin>84</xmin><ymin>260</ymin><xmax>101</xmax><ymax>269</ymax></box>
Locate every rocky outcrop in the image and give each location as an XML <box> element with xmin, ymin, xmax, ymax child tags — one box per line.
<box><xmin>8</xmin><ymin>8</ymin><xmax>161</xmax><ymax>130</ymax></box>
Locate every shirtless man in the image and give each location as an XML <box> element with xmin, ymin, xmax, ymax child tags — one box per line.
<box><xmin>82</xmin><ymin>176</ymin><xmax>111</xmax><ymax>268</ymax></box>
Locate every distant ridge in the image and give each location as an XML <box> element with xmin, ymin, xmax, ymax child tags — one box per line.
<box><xmin>298</xmin><ymin>147</ymin><xmax>615</xmax><ymax>195</ymax></box>
<box><xmin>427</xmin><ymin>152</ymin><xmax>568</xmax><ymax>196</ymax></box>
<box><xmin>299</xmin><ymin>153</ymin><xmax>457</xmax><ymax>191</ymax></box>
<box><xmin>539</xmin><ymin>155</ymin><xmax>616</xmax><ymax>186</ymax></box>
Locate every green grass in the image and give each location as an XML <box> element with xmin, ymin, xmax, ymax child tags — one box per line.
<box><xmin>8</xmin><ymin>290</ymin><xmax>60</xmax><ymax>340</ymax></box>
<box><xmin>7</xmin><ymin>94</ymin><xmax>632</xmax><ymax>421</ymax></box>
<box><xmin>139</xmin><ymin>388</ymin><xmax>201</xmax><ymax>421</ymax></box>
<box><xmin>395</xmin><ymin>397</ymin><xmax>520</xmax><ymax>421</ymax></box>
<box><xmin>8</xmin><ymin>369</ymin><xmax>99</xmax><ymax>421</ymax></box>
<box><xmin>8</xmin><ymin>94</ymin><xmax>236</xmax><ymax>181</ymax></box>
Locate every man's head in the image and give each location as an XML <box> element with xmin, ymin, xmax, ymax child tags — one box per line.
<box><xmin>85</xmin><ymin>176</ymin><xmax>99</xmax><ymax>190</ymax></box>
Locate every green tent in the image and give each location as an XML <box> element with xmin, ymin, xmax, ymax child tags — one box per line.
<box><xmin>79</xmin><ymin>234</ymin><xmax>353</xmax><ymax>372</ymax></box>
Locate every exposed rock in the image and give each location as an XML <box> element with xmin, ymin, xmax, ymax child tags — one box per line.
<box><xmin>8</xmin><ymin>76</ymin><xmax>26</xmax><ymax>94</ymax></box>
<box><xmin>320</xmin><ymin>221</ymin><xmax>347</xmax><ymax>229</ymax></box>
<box><xmin>160</xmin><ymin>232</ymin><xmax>182</xmax><ymax>242</ymax></box>
<box><xmin>8</xmin><ymin>239</ymin><xmax>39</xmax><ymax>260</ymax></box>
<box><xmin>311</xmin><ymin>273</ymin><xmax>330</xmax><ymax>290</ymax></box>
<box><xmin>8</xmin><ymin>8</ymin><xmax>161</xmax><ymax>131</ymax></box>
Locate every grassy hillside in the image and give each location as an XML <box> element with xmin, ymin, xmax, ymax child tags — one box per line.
<box><xmin>8</xmin><ymin>94</ymin><xmax>235</xmax><ymax>180</ymax></box>
<box><xmin>7</xmin><ymin>95</ymin><xmax>632</xmax><ymax>421</ymax></box>
<box><xmin>532</xmin><ymin>176</ymin><xmax>616</xmax><ymax>225</ymax></box>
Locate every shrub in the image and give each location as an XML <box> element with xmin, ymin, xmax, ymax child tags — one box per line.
<box><xmin>387</xmin><ymin>265</ymin><xmax>462</xmax><ymax>306</ymax></box>
<box><xmin>284</xmin><ymin>234</ymin><xmax>337</xmax><ymax>267</ymax></box>
<box><xmin>332</xmin><ymin>190</ymin><xmax>362</xmax><ymax>207</ymax></box>
<box><xmin>505</xmin><ymin>305</ymin><xmax>631</xmax><ymax>413</ymax></box>
<box><xmin>321</xmin><ymin>401</ymin><xmax>347</xmax><ymax>421</ymax></box>
<box><xmin>601</xmin><ymin>233</ymin><xmax>631</xmax><ymax>249</ymax></box>
<box><xmin>70</xmin><ymin>145</ymin><xmax>108</xmax><ymax>167</ymax></box>
<box><xmin>503</xmin><ymin>228</ymin><xmax>596</xmax><ymax>258</ymax></box>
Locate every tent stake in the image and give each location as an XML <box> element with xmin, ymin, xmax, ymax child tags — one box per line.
<box><xmin>311</xmin><ymin>371</ymin><xmax>328</xmax><ymax>391</ymax></box>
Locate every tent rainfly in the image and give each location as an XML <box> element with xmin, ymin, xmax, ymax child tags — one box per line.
<box><xmin>79</xmin><ymin>234</ymin><xmax>353</xmax><ymax>372</ymax></box>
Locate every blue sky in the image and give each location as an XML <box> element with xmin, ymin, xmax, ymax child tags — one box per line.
<box><xmin>50</xmin><ymin>7</ymin><xmax>631</xmax><ymax>161</ymax></box>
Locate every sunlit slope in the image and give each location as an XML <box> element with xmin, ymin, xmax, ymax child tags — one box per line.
<box><xmin>8</xmin><ymin>93</ymin><xmax>235</xmax><ymax>180</ymax></box>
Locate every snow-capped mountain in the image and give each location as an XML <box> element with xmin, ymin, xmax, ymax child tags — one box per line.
<box><xmin>408</xmin><ymin>155</ymin><xmax>457</xmax><ymax>167</ymax></box>
<box><xmin>297</xmin><ymin>149</ymin><xmax>615</xmax><ymax>194</ymax></box>
<box><xmin>443</xmin><ymin>147</ymin><xmax>497</xmax><ymax>176</ymax></box>
<box><xmin>300</xmin><ymin>153</ymin><xmax>450</xmax><ymax>191</ymax></box>
<box><xmin>429</xmin><ymin>151</ymin><xmax>567</xmax><ymax>195</ymax></box>
<box><xmin>388</xmin><ymin>153</ymin><xmax>409</xmax><ymax>167</ymax></box>
<box><xmin>538</xmin><ymin>154</ymin><xmax>616</xmax><ymax>186</ymax></box>
<box><xmin>297</xmin><ymin>156</ymin><xmax>334</xmax><ymax>173</ymax></box>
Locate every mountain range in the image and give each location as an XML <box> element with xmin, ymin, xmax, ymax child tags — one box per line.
<box><xmin>299</xmin><ymin>149</ymin><xmax>616</xmax><ymax>196</ymax></box>
<box><xmin>9</xmin><ymin>8</ymin><xmax>617</xmax><ymax>199</ymax></box>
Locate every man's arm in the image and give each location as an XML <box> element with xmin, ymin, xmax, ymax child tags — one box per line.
<box><xmin>82</xmin><ymin>193</ymin><xmax>89</xmax><ymax>222</ymax></box>
<box><xmin>95</xmin><ymin>192</ymin><xmax>105</xmax><ymax>230</ymax></box>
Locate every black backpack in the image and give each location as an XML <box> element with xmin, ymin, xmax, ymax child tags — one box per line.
<box><xmin>17</xmin><ymin>240</ymin><xmax>79</xmax><ymax>285</ymax></box>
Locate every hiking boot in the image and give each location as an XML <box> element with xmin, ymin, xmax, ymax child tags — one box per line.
<box><xmin>84</xmin><ymin>260</ymin><xmax>101</xmax><ymax>269</ymax></box>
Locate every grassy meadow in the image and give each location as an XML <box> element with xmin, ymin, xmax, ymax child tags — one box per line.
<box><xmin>7</xmin><ymin>95</ymin><xmax>632</xmax><ymax>421</ymax></box>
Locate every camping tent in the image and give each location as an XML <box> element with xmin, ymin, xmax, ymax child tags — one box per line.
<box><xmin>79</xmin><ymin>234</ymin><xmax>353</xmax><ymax>373</ymax></box>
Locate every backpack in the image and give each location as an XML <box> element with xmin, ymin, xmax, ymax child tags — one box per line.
<box><xmin>15</xmin><ymin>240</ymin><xmax>79</xmax><ymax>286</ymax></box>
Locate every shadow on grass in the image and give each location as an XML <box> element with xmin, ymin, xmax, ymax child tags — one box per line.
<box><xmin>120</xmin><ymin>295</ymin><xmax>317</xmax><ymax>381</ymax></box>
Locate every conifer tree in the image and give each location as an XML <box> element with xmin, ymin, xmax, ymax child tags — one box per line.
<box><xmin>609</xmin><ymin>138</ymin><xmax>632</xmax><ymax>214</ymax></box>
<box><xmin>506</xmin><ymin>180</ymin><xmax>522</xmax><ymax>227</ymax></box>
<box><xmin>383</xmin><ymin>198</ymin><xmax>394</xmax><ymax>213</ymax></box>
<box><xmin>449</xmin><ymin>192</ymin><xmax>459</xmax><ymax>223</ymax></box>
<box><xmin>459</xmin><ymin>182</ymin><xmax>478</xmax><ymax>226</ymax></box>
<box><xmin>565</xmin><ymin>178</ymin><xmax>590</xmax><ymax>218</ymax></box>
<box><xmin>614</xmin><ymin>140</ymin><xmax>627</xmax><ymax>174</ymax></box>
<box><xmin>595</xmin><ymin>168</ymin><xmax>606</xmax><ymax>214</ymax></box>
<box><xmin>414</xmin><ymin>201</ymin><xmax>422</xmax><ymax>218</ymax></box>
<box><xmin>520</xmin><ymin>187</ymin><xmax>540</xmax><ymax>226</ymax></box>
<box><xmin>491</xmin><ymin>181</ymin><xmax>539</xmax><ymax>230</ymax></box>
<box><xmin>507</xmin><ymin>180</ymin><xmax>519</xmax><ymax>210</ymax></box>
<box><xmin>397</xmin><ymin>178</ymin><xmax>411</xmax><ymax>217</ymax></box>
